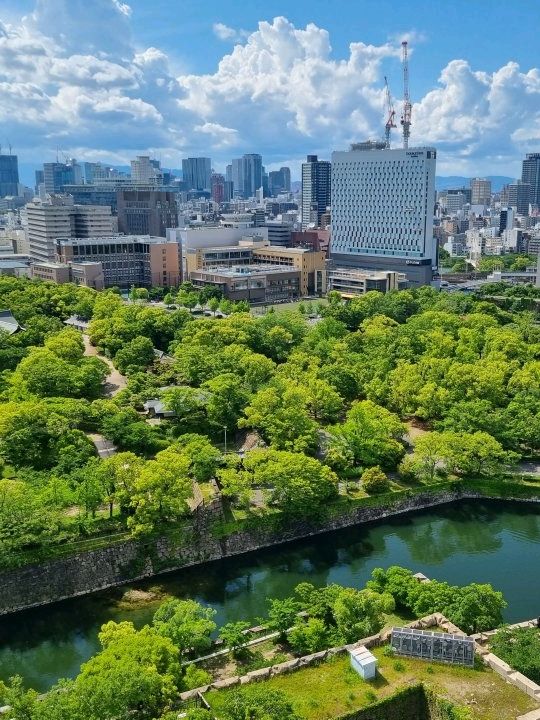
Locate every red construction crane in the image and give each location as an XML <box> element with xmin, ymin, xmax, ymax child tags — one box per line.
<box><xmin>384</xmin><ymin>76</ymin><xmax>397</xmax><ymax>148</ymax></box>
<box><xmin>400</xmin><ymin>40</ymin><xmax>412</xmax><ymax>149</ymax></box>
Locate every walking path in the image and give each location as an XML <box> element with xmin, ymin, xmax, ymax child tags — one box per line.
<box><xmin>82</xmin><ymin>334</ymin><xmax>127</xmax><ymax>397</ymax></box>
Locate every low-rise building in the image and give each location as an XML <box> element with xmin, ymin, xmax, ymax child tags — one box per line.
<box><xmin>55</xmin><ymin>234</ymin><xmax>181</xmax><ymax>288</ymax></box>
<box><xmin>32</xmin><ymin>260</ymin><xmax>105</xmax><ymax>289</ymax></box>
<box><xmin>252</xmin><ymin>245</ymin><xmax>326</xmax><ymax>295</ymax></box>
<box><xmin>190</xmin><ymin>264</ymin><xmax>301</xmax><ymax>303</ymax></box>
<box><xmin>327</xmin><ymin>267</ymin><xmax>407</xmax><ymax>298</ymax></box>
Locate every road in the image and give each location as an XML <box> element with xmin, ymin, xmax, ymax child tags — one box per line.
<box><xmin>82</xmin><ymin>334</ymin><xmax>127</xmax><ymax>397</ymax></box>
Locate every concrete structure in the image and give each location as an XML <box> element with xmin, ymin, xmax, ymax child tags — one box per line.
<box><xmin>470</xmin><ymin>177</ymin><xmax>492</xmax><ymax>206</ymax></box>
<box><xmin>43</xmin><ymin>160</ymin><xmax>81</xmax><ymax>194</ymax></box>
<box><xmin>177</xmin><ymin>226</ymin><xmax>268</xmax><ymax>276</ymax></box>
<box><xmin>0</xmin><ymin>154</ymin><xmax>19</xmax><ymax>198</ymax></box>
<box><xmin>117</xmin><ymin>190</ymin><xmax>178</xmax><ymax>237</ymax></box>
<box><xmin>349</xmin><ymin>646</ymin><xmax>377</xmax><ymax>680</ymax></box>
<box><xmin>331</xmin><ymin>143</ymin><xmax>437</xmax><ymax>286</ymax></box>
<box><xmin>130</xmin><ymin>156</ymin><xmax>162</xmax><ymax>185</ymax></box>
<box><xmin>251</xmin><ymin>245</ymin><xmax>326</xmax><ymax>296</ymax></box>
<box><xmin>182</xmin><ymin>158</ymin><xmax>211</xmax><ymax>191</ymax></box>
<box><xmin>301</xmin><ymin>155</ymin><xmax>331</xmax><ymax>228</ymax></box>
<box><xmin>508</xmin><ymin>181</ymin><xmax>532</xmax><ymax>216</ymax></box>
<box><xmin>25</xmin><ymin>199</ymin><xmax>115</xmax><ymax>261</ymax></box>
<box><xmin>32</xmin><ymin>260</ymin><xmax>105</xmax><ymax>289</ymax></box>
<box><xmin>327</xmin><ymin>267</ymin><xmax>406</xmax><ymax>297</ymax></box>
<box><xmin>268</xmin><ymin>167</ymin><xmax>291</xmax><ymax>196</ymax></box>
<box><xmin>522</xmin><ymin>153</ymin><xmax>540</xmax><ymax>207</ymax></box>
<box><xmin>211</xmin><ymin>173</ymin><xmax>225</xmax><ymax>204</ymax></box>
<box><xmin>56</xmin><ymin>235</ymin><xmax>181</xmax><ymax>288</ymax></box>
<box><xmin>0</xmin><ymin>259</ymin><xmax>31</xmax><ymax>278</ymax></box>
<box><xmin>264</xmin><ymin>222</ymin><xmax>291</xmax><ymax>247</ymax></box>
<box><xmin>190</xmin><ymin>264</ymin><xmax>301</xmax><ymax>303</ymax></box>
<box><xmin>0</xmin><ymin>310</ymin><xmax>22</xmax><ymax>334</ymax></box>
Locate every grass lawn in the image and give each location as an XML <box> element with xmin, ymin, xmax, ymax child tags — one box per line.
<box><xmin>206</xmin><ymin>646</ymin><xmax>537</xmax><ymax>720</ymax></box>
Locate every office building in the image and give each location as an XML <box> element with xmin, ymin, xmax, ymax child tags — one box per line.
<box><xmin>56</xmin><ymin>235</ymin><xmax>181</xmax><ymax>288</ymax></box>
<box><xmin>190</xmin><ymin>265</ymin><xmax>301</xmax><ymax>303</ymax></box>
<box><xmin>268</xmin><ymin>167</ymin><xmax>291</xmax><ymax>196</ymax></box>
<box><xmin>130</xmin><ymin>156</ymin><xmax>162</xmax><ymax>185</ymax></box>
<box><xmin>117</xmin><ymin>190</ymin><xmax>178</xmax><ymax>237</ymax></box>
<box><xmin>32</xmin><ymin>260</ymin><xmax>104</xmax><ymax>289</ymax></box>
<box><xmin>331</xmin><ymin>143</ymin><xmax>437</xmax><ymax>286</ymax></box>
<box><xmin>182</xmin><ymin>158</ymin><xmax>212</xmax><ymax>191</ymax></box>
<box><xmin>43</xmin><ymin>160</ymin><xmax>82</xmax><ymax>194</ymax></box>
<box><xmin>301</xmin><ymin>155</ymin><xmax>331</xmax><ymax>228</ymax></box>
<box><xmin>499</xmin><ymin>208</ymin><xmax>514</xmax><ymax>235</ymax></box>
<box><xmin>25</xmin><ymin>198</ymin><xmax>114</xmax><ymax>262</ymax></box>
<box><xmin>264</xmin><ymin>222</ymin><xmax>292</xmax><ymax>247</ymax></box>
<box><xmin>521</xmin><ymin>153</ymin><xmax>540</xmax><ymax>207</ymax></box>
<box><xmin>508</xmin><ymin>181</ymin><xmax>532</xmax><ymax>216</ymax></box>
<box><xmin>470</xmin><ymin>178</ymin><xmax>492</xmax><ymax>206</ymax></box>
<box><xmin>0</xmin><ymin>154</ymin><xmax>19</xmax><ymax>198</ymax></box>
<box><xmin>230</xmin><ymin>154</ymin><xmax>263</xmax><ymax>198</ymax></box>
<box><xmin>327</xmin><ymin>267</ymin><xmax>406</xmax><ymax>297</ymax></box>
<box><xmin>211</xmin><ymin>173</ymin><xmax>225</xmax><ymax>204</ymax></box>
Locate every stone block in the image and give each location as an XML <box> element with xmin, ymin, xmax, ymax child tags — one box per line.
<box><xmin>179</xmin><ymin>689</ymin><xmax>201</xmax><ymax>702</ymax></box>
<box><xmin>271</xmin><ymin>659</ymin><xmax>298</xmax><ymax>675</ymax></box>
<box><xmin>212</xmin><ymin>677</ymin><xmax>240</xmax><ymax>690</ymax></box>
<box><xmin>246</xmin><ymin>667</ymin><xmax>271</xmax><ymax>681</ymax></box>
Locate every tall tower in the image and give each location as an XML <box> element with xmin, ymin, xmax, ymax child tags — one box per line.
<box><xmin>301</xmin><ymin>155</ymin><xmax>331</xmax><ymax>228</ymax></box>
<box><xmin>522</xmin><ymin>153</ymin><xmax>540</xmax><ymax>207</ymax></box>
<box><xmin>400</xmin><ymin>41</ymin><xmax>412</xmax><ymax>150</ymax></box>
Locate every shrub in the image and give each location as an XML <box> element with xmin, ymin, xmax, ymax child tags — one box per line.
<box><xmin>361</xmin><ymin>466</ymin><xmax>391</xmax><ymax>494</ymax></box>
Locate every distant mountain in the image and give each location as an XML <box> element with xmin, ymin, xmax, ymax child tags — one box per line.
<box><xmin>435</xmin><ymin>176</ymin><xmax>515</xmax><ymax>192</ymax></box>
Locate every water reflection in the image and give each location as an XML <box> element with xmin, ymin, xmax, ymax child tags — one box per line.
<box><xmin>1</xmin><ymin>499</ymin><xmax>540</xmax><ymax>692</ymax></box>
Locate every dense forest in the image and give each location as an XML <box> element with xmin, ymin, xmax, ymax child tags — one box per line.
<box><xmin>0</xmin><ymin>277</ymin><xmax>538</xmax><ymax>566</ymax></box>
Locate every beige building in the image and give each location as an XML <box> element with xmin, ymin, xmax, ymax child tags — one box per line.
<box><xmin>25</xmin><ymin>198</ymin><xmax>114</xmax><ymax>262</ymax></box>
<box><xmin>32</xmin><ymin>261</ymin><xmax>105</xmax><ymax>289</ymax></box>
<box><xmin>327</xmin><ymin>267</ymin><xmax>407</xmax><ymax>298</ymax></box>
<box><xmin>190</xmin><ymin>265</ymin><xmax>301</xmax><ymax>303</ymax></box>
<box><xmin>56</xmin><ymin>235</ymin><xmax>181</xmax><ymax>288</ymax></box>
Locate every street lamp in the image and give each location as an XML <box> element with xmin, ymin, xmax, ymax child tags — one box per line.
<box><xmin>223</xmin><ymin>426</ymin><xmax>228</xmax><ymax>453</ymax></box>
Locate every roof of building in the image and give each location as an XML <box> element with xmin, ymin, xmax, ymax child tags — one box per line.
<box><xmin>195</xmin><ymin>264</ymin><xmax>300</xmax><ymax>278</ymax></box>
<box><xmin>0</xmin><ymin>259</ymin><xmax>30</xmax><ymax>269</ymax></box>
<box><xmin>0</xmin><ymin>310</ymin><xmax>23</xmax><ymax>334</ymax></box>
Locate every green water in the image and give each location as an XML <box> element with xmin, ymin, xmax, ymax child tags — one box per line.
<box><xmin>1</xmin><ymin>499</ymin><xmax>540</xmax><ymax>692</ymax></box>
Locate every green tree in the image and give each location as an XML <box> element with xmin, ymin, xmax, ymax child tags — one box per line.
<box><xmin>266</xmin><ymin>597</ymin><xmax>300</xmax><ymax>640</ymax></box>
<box><xmin>491</xmin><ymin>627</ymin><xmax>540</xmax><ymax>683</ymax></box>
<box><xmin>202</xmin><ymin>372</ymin><xmax>250</xmax><ymax>430</ymax></box>
<box><xmin>220</xmin><ymin>686</ymin><xmax>300</xmax><ymax>720</ymax></box>
<box><xmin>115</xmin><ymin>336</ymin><xmax>155</xmax><ymax>375</ymax></box>
<box><xmin>288</xmin><ymin>617</ymin><xmax>332</xmax><ymax>655</ymax></box>
<box><xmin>153</xmin><ymin>599</ymin><xmax>216</xmax><ymax>659</ymax></box>
<box><xmin>361</xmin><ymin>466</ymin><xmax>390</xmax><ymax>494</ymax></box>
<box><xmin>332</xmin><ymin>587</ymin><xmax>394</xmax><ymax>643</ymax></box>
<box><xmin>219</xmin><ymin>621</ymin><xmax>250</xmax><ymax>656</ymax></box>
<box><xmin>208</xmin><ymin>297</ymin><xmax>220</xmax><ymax>316</ymax></box>
<box><xmin>444</xmin><ymin>583</ymin><xmax>506</xmax><ymax>634</ymax></box>
<box><xmin>244</xmin><ymin>449</ymin><xmax>338</xmax><ymax>516</ymax></box>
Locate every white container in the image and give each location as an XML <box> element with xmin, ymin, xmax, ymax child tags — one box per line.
<box><xmin>349</xmin><ymin>645</ymin><xmax>377</xmax><ymax>680</ymax></box>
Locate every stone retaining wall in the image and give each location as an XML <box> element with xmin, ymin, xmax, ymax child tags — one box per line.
<box><xmin>0</xmin><ymin>487</ymin><xmax>529</xmax><ymax>616</ymax></box>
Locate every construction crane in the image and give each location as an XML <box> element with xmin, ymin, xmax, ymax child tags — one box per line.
<box><xmin>400</xmin><ymin>40</ymin><xmax>412</xmax><ymax>149</ymax></box>
<box><xmin>383</xmin><ymin>76</ymin><xmax>396</xmax><ymax>148</ymax></box>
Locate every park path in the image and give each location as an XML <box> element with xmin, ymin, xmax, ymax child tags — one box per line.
<box><xmin>82</xmin><ymin>334</ymin><xmax>127</xmax><ymax>397</ymax></box>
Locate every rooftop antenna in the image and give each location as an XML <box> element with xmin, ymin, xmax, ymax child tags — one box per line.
<box><xmin>384</xmin><ymin>76</ymin><xmax>397</xmax><ymax>149</ymax></box>
<box><xmin>400</xmin><ymin>41</ymin><xmax>412</xmax><ymax>149</ymax></box>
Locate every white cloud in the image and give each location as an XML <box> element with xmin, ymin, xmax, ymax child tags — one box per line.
<box><xmin>212</xmin><ymin>23</ymin><xmax>239</xmax><ymax>41</ymax></box>
<box><xmin>1</xmin><ymin>6</ymin><xmax>539</xmax><ymax>176</ymax></box>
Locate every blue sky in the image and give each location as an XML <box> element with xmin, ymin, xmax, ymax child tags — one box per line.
<box><xmin>1</xmin><ymin>0</ymin><xmax>539</xmax><ymax>183</ymax></box>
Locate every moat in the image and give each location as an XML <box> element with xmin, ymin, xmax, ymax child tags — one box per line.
<box><xmin>1</xmin><ymin>499</ymin><xmax>540</xmax><ymax>692</ymax></box>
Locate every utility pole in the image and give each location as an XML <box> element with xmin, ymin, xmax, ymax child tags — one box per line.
<box><xmin>400</xmin><ymin>41</ymin><xmax>412</xmax><ymax>149</ymax></box>
<box><xmin>384</xmin><ymin>76</ymin><xmax>396</xmax><ymax>148</ymax></box>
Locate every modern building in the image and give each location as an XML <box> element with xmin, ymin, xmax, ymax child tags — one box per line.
<box><xmin>25</xmin><ymin>198</ymin><xmax>115</xmax><ymax>261</ymax></box>
<box><xmin>56</xmin><ymin>235</ymin><xmax>181</xmax><ymax>288</ymax></box>
<box><xmin>499</xmin><ymin>208</ymin><xmax>515</xmax><ymax>235</ymax></box>
<box><xmin>190</xmin><ymin>265</ymin><xmax>301</xmax><ymax>303</ymax></box>
<box><xmin>0</xmin><ymin>154</ymin><xmax>19</xmax><ymax>198</ymax></box>
<box><xmin>117</xmin><ymin>190</ymin><xmax>178</xmax><ymax>237</ymax></box>
<box><xmin>470</xmin><ymin>178</ymin><xmax>492</xmax><ymax>206</ymax></box>
<box><xmin>32</xmin><ymin>260</ymin><xmax>104</xmax><ymax>289</ymax></box>
<box><xmin>268</xmin><ymin>167</ymin><xmax>291</xmax><ymax>196</ymax></box>
<box><xmin>330</xmin><ymin>143</ymin><xmax>437</xmax><ymax>286</ymax></box>
<box><xmin>43</xmin><ymin>160</ymin><xmax>82</xmax><ymax>194</ymax></box>
<box><xmin>301</xmin><ymin>155</ymin><xmax>331</xmax><ymax>228</ymax></box>
<box><xmin>182</xmin><ymin>158</ymin><xmax>211</xmax><ymax>192</ymax></box>
<box><xmin>327</xmin><ymin>267</ymin><xmax>406</xmax><ymax>298</ymax></box>
<box><xmin>211</xmin><ymin>173</ymin><xmax>225</xmax><ymax>204</ymax></box>
<box><xmin>264</xmin><ymin>222</ymin><xmax>292</xmax><ymax>247</ymax></box>
<box><xmin>508</xmin><ymin>180</ymin><xmax>532</xmax><ymax>216</ymax></box>
<box><xmin>230</xmin><ymin>154</ymin><xmax>263</xmax><ymax>199</ymax></box>
<box><xmin>521</xmin><ymin>153</ymin><xmax>540</xmax><ymax>207</ymax></box>
<box><xmin>130</xmin><ymin>156</ymin><xmax>162</xmax><ymax>185</ymax></box>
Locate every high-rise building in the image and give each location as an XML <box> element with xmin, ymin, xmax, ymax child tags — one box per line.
<box><xmin>43</xmin><ymin>161</ymin><xmax>81</xmax><ymax>194</ymax></box>
<box><xmin>521</xmin><ymin>153</ymin><xmax>540</xmax><ymax>207</ymax></box>
<box><xmin>0</xmin><ymin>154</ymin><xmax>19</xmax><ymax>197</ymax></box>
<box><xmin>508</xmin><ymin>180</ymin><xmax>532</xmax><ymax>216</ymax></box>
<box><xmin>230</xmin><ymin>154</ymin><xmax>263</xmax><ymax>198</ymax></box>
<box><xmin>301</xmin><ymin>155</ymin><xmax>331</xmax><ymax>228</ymax></box>
<box><xmin>130</xmin><ymin>156</ymin><xmax>163</xmax><ymax>185</ymax></box>
<box><xmin>268</xmin><ymin>166</ymin><xmax>292</xmax><ymax>196</ymax></box>
<box><xmin>117</xmin><ymin>190</ymin><xmax>178</xmax><ymax>237</ymax></box>
<box><xmin>25</xmin><ymin>197</ymin><xmax>114</xmax><ymax>261</ymax></box>
<box><xmin>330</xmin><ymin>143</ymin><xmax>437</xmax><ymax>286</ymax></box>
<box><xmin>499</xmin><ymin>208</ymin><xmax>514</xmax><ymax>235</ymax></box>
<box><xmin>182</xmin><ymin>157</ymin><xmax>211</xmax><ymax>191</ymax></box>
<box><xmin>211</xmin><ymin>173</ymin><xmax>225</xmax><ymax>204</ymax></box>
<box><xmin>470</xmin><ymin>178</ymin><xmax>492</xmax><ymax>206</ymax></box>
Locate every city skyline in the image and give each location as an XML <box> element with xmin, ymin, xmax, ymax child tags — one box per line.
<box><xmin>1</xmin><ymin>0</ymin><xmax>539</xmax><ymax>184</ymax></box>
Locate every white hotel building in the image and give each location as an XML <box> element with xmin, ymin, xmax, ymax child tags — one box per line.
<box><xmin>330</xmin><ymin>143</ymin><xmax>437</xmax><ymax>286</ymax></box>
